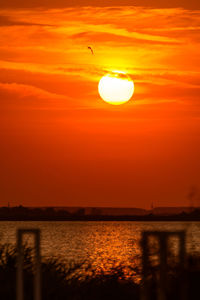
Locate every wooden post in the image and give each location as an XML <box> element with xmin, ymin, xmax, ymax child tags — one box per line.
<box><xmin>16</xmin><ymin>229</ymin><xmax>41</xmax><ymax>300</ymax></box>
<box><xmin>141</xmin><ymin>231</ymin><xmax>186</xmax><ymax>300</ymax></box>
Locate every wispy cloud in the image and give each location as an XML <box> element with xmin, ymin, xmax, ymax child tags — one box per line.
<box><xmin>0</xmin><ymin>6</ymin><xmax>200</xmax><ymax>110</ymax></box>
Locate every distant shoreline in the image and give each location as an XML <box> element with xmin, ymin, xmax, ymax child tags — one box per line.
<box><xmin>0</xmin><ymin>206</ymin><xmax>200</xmax><ymax>222</ymax></box>
<box><xmin>0</xmin><ymin>215</ymin><xmax>200</xmax><ymax>221</ymax></box>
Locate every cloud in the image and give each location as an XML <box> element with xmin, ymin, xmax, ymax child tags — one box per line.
<box><xmin>0</xmin><ymin>15</ymin><xmax>49</xmax><ymax>27</ymax></box>
<box><xmin>0</xmin><ymin>82</ymin><xmax>66</xmax><ymax>99</ymax></box>
<box><xmin>1</xmin><ymin>0</ymin><xmax>200</xmax><ymax>9</ymax></box>
<box><xmin>0</xmin><ymin>5</ymin><xmax>199</xmax><ymax>112</ymax></box>
<box><xmin>0</xmin><ymin>82</ymin><xmax>73</xmax><ymax>111</ymax></box>
<box><xmin>70</xmin><ymin>29</ymin><xmax>180</xmax><ymax>45</ymax></box>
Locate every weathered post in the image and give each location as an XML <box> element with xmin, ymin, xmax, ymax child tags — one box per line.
<box><xmin>16</xmin><ymin>229</ymin><xmax>41</xmax><ymax>300</ymax></box>
<box><xmin>141</xmin><ymin>231</ymin><xmax>186</xmax><ymax>300</ymax></box>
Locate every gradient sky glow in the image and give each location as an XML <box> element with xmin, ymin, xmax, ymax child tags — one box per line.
<box><xmin>0</xmin><ymin>0</ymin><xmax>200</xmax><ymax>208</ymax></box>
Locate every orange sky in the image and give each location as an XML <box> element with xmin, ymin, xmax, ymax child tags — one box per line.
<box><xmin>0</xmin><ymin>1</ymin><xmax>200</xmax><ymax>208</ymax></box>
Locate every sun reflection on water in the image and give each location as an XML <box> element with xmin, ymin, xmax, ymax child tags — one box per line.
<box><xmin>0</xmin><ymin>221</ymin><xmax>199</xmax><ymax>282</ymax></box>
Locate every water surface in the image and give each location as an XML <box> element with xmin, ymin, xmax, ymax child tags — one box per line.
<box><xmin>1</xmin><ymin>221</ymin><xmax>200</xmax><ymax>274</ymax></box>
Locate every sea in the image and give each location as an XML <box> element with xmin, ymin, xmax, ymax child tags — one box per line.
<box><xmin>1</xmin><ymin>221</ymin><xmax>200</xmax><ymax>275</ymax></box>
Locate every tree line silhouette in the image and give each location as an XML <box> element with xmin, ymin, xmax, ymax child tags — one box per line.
<box><xmin>0</xmin><ymin>206</ymin><xmax>200</xmax><ymax>221</ymax></box>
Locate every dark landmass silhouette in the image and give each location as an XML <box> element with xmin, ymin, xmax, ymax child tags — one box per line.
<box><xmin>0</xmin><ymin>205</ymin><xmax>200</xmax><ymax>221</ymax></box>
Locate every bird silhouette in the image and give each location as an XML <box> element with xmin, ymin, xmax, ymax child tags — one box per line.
<box><xmin>88</xmin><ymin>46</ymin><xmax>94</xmax><ymax>55</ymax></box>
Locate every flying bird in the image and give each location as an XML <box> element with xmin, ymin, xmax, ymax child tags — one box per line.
<box><xmin>88</xmin><ymin>46</ymin><xmax>94</xmax><ymax>55</ymax></box>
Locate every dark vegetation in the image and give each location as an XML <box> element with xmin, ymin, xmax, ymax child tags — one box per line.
<box><xmin>1</xmin><ymin>206</ymin><xmax>200</xmax><ymax>221</ymax></box>
<box><xmin>1</xmin><ymin>244</ymin><xmax>200</xmax><ymax>299</ymax></box>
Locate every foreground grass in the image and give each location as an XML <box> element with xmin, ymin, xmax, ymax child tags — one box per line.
<box><xmin>0</xmin><ymin>244</ymin><xmax>140</xmax><ymax>300</ymax></box>
<box><xmin>0</xmin><ymin>244</ymin><xmax>200</xmax><ymax>300</ymax></box>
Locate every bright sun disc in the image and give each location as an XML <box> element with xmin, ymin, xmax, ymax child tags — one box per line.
<box><xmin>98</xmin><ymin>71</ymin><xmax>134</xmax><ymax>105</ymax></box>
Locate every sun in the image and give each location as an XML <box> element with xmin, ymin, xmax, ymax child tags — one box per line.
<box><xmin>98</xmin><ymin>71</ymin><xmax>134</xmax><ymax>105</ymax></box>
